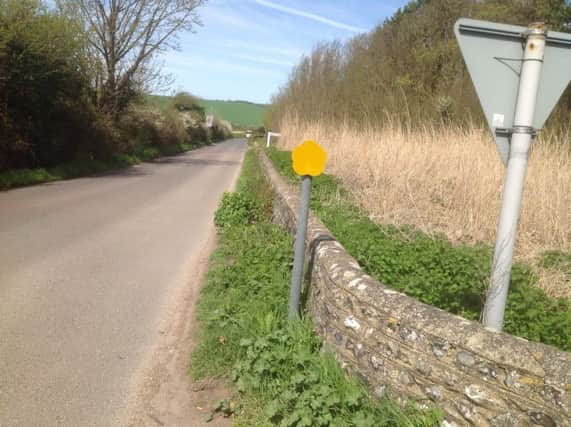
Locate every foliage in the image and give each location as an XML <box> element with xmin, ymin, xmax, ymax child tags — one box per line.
<box><xmin>540</xmin><ymin>250</ymin><xmax>571</xmax><ymax>277</ymax></box>
<box><xmin>268</xmin><ymin>0</ymin><xmax>571</xmax><ymax>130</ymax></box>
<box><xmin>173</xmin><ymin>91</ymin><xmax>203</xmax><ymax>112</ymax></box>
<box><xmin>187</xmin><ymin>125</ymin><xmax>211</xmax><ymax>145</ymax></box>
<box><xmin>192</xmin><ymin>150</ymin><xmax>292</xmax><ymax>378</ymax></box>
<box><xmin>266</xmin><ymin>147</ymin><xmax>571</xmax><ymax>351</ymax></box>
<box><xmin>211</xmin><ymin>118</ymin><xmax>234</xmax><ymax>142</ymax></box>
<box><xmin>0</xmin><ymin>0</ymin><xmax>215</xmax><ymax>182</ymax></box>
<box><xmin>234</xmin><ymin>324</ymin><xmax>441</xmax><ymax>427</ymax></box>
<box><xmin>0</xmin><ymin>0</ymin><xmax>107</xmax><ymax>170</ymax></box>
<box><xmin>212</xmin><ymin>150</ymin><xmax>273</xmax><ymax>231</ymax></box>
<box><xmin>214</xmin><ymin>192</ymin><xmax>264</xmax><ymax>228</ymax></box>
<box><xmin>172</xmin><ymin>92</ymin><xmax>200</xmax><ymax>111</ymax></box>
<box><xmin>192</xmin><ymin>149</ymin><xmax>443</xmax><ymax>425</ymax></box>
<box><xmin>158</xmin><ymin>109</ymin><xmax>191</xmax><ymax>146</ymax></box>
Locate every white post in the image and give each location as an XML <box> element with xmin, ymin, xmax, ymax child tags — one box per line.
<box><xmin>266</xmin><ymin>132</ymin><xmax>281</xmax><ymax>148</ymax></box>
<box><xmin>483</xmin><ymin>24</ymin><xmax>546</xmax><ymax>331</ymax></box>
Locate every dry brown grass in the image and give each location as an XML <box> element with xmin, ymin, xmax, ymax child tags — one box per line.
<box><xmin>277</xmin><ymin>115</ymin><xmax>571</xmax><ymax>298</ymax></box>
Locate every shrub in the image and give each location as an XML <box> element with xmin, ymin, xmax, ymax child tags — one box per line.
<box><xmin>117</xmin><ymin>107</ymin><xmax>162</xmax><ymax>150</ymax></box>
<box><xmin>234</xmin><ymin>323</ymin><xmax>441</xmax><ymax>427</ymax></box>
<box><xmin>214</xmin><ymin>191</ymin><xmax>264</xmax><ymax>228</ymax></box>
<box><xmin>0</xmin><ymin>0</ymin><xmax>102</xmax><ymax>170</ymax></box>
<box><xmin>187</xmin><ymin>124</ymin><xmax>211</xmax><ymax>146</ymax></box>
<box><xmin>211</xmin><ymin>118</ymin><xmax>233</xmax><ymax>142</ymax></box>
<box><xmin>156</xmin><ymin>109</ymin><xmax>189</xmax><ymax>147</ymax></box>
<box><xmin>172</xmin><ymin>91</ymin><xmax>203</xmax><ymax>113</ymax></box>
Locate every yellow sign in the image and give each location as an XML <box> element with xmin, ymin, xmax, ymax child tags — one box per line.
<box><xmin>291</xmin><ymin>140</ymin><xmax>327</xmax><ymax>177</ymax></box>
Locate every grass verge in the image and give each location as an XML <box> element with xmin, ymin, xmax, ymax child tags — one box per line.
<box><xmin>266</xmin><ymin>146</ymin><xmax>571</xmax><ymax>352</ymax></box>
<box><xmin>0</xmin><ymin>142</ymin><xmax>201</xmax><ymax>190</ymax></box>
<box><xmin>191</xmin><ymin>148</ymin><xmax>443</xmax><ymax>426</ymax></box>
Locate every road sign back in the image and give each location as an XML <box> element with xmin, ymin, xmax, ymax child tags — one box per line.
<box><xmin>291</xmin><ymin>140</ymin><xmax>327</xmax><ymax>177</ymax></box>
<box><xmin>455</xmin><ymin>19</ymin><xmax>571</xmax><ymax>164</ymax></box>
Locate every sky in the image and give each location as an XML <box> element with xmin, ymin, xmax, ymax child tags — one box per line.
<box><xmin>161</xmin><ymin>0</ymin><xmax>406</xmax><ymax>104</ymax></box>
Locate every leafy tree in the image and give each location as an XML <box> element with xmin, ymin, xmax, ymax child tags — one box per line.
<box><xmin>0</xmin><ymin>0</ymin><xmax>104</xmax><ymax>169</ymax></box>
<box><xmin>269</xmin><ymin>0</ymin><xmax>571</xmax><ymax>131</ymax></box>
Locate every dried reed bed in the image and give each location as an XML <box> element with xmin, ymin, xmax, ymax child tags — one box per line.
<box><xmin>277</xmin><ymin>116</ymin><xmax>571</xmax><ymax>298</ymax></box>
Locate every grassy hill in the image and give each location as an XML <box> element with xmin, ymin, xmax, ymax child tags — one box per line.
<box><xmin>147</xmin><ymin>95</ymin><xmax>267</xmax><ymax>128</ymax></box>
<box><xmin>200</xmin><ymin>99</ymin><xmax>267</xmax><ymax>128</ymax></box>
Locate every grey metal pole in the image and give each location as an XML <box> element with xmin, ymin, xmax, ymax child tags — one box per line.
<box><xmin>288</xmin><ymin>175</ymin><xmax>312</xmax><ymax>319</ymax></box>
<box><xmin>483</xmin><ymin>24</ymin><xmax>547</xmax><ymax>331</ymax></box>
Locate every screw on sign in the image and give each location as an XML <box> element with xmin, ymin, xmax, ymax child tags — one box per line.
<box><xmin>288</xmin><ymin>140</ymin><xmax>327</xmax><ymax>319</ymax></box>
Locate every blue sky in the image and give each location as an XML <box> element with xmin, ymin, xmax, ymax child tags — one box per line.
<box><xmin>161</xmin><ymin>0</ymin><xmax>405</xmax><ymax>104</ymax></box>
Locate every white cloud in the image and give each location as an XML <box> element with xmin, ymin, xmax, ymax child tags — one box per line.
<box><xmin>253</xmin><ymin>0</ymin><xmax>367</xmax><ymax>34</ymax></box>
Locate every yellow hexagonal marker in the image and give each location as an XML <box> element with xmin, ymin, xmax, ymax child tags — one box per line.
<box><xmin>291</xmin><ymin>140</ymin><xmax>327</xmax><ymax>177</ymax></box>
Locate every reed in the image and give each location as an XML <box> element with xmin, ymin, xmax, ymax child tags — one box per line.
<box><xmin>277</xmin><ymin>114</ymin><xmax>571</xmax><ymax>298</ymax></box>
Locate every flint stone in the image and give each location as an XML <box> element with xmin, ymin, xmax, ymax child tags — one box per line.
<box><xmin>456</xmin><ymin>351</ymin><xmax>476</xmax><ymax>367</ymax></box>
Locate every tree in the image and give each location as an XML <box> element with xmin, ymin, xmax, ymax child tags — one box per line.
<box><xmin>0</xmin><ymin>0</ymin><xmax>102</xmax><ymax>169</ymax></box>
<box><xmin>268</xmin><ymin>0</ymin><xmax>571</xmax><ymax>130</ymax></box>
<box><xmin>64</xmin><ymin>0</ymin><xmax>206</xmax><ymax>115</ymax></box>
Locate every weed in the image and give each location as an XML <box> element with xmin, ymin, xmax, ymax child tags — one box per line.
<box><xmin>192</xmin><ymin>149</ymin><xmax>442</xmax><ymax>425</ymax></box>
<box><xmin>233</xmin><ymin>321</ymin><xmax>441</xmax><ymax>426</ymax></box>
<box><xmin>540</xmin><ymin>250</ymin><xmax>571</xmax><ymax>278</ymax></box>
<box><xmin>214</xmin><ymin>192</ymin><xmax>264</xmax><ymax>228</ymax></box>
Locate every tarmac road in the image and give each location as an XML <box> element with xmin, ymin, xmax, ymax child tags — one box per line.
<box><xmin>0</xmin><ymin>139</ymin><xmax>246</xmax><ymax>426</ymax></box>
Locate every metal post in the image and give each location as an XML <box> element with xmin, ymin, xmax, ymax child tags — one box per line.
<box><xmin>483</xmin><ymin>24</ymin><xmax>546</xmax><ymax>331</ymax></box>
<box><xmin>288</xmin><ymin>175</ymin><xmax>312</xmax><ymax>319</ymax></box>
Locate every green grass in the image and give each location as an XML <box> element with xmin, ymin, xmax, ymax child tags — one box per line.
<box><xmin>147</xmin><ymin>95</ymin><xmax>267</xmax><ymax>128</ymax></box>
<box><xmin>191</xmin><ymin>148</ymin><xmax>442</xmax><ymax>426</ymax></box>
<box><xmin>540</xmin><ymin>250</ymin><xmax>571</xmax><ymax>279</ymax></box>
<box><xmin>266</xmin><ymin>146</ymin><xmax>571</xmax><ymax>352</ymax></box>
<box><xmin>199</xmin><ymin>99</ymin><xmax>267</xmax><ymax>128</ymax></box>
<box><xmin>0</xmin><ymin>142</ymin><xmax>198</xmax><ymax>190</ymax></box>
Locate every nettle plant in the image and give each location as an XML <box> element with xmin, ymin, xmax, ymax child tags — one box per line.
<box><xmin>233</xmin><ymin>322</ymin><xmax>441</xmax><ymax>427</ymax></box>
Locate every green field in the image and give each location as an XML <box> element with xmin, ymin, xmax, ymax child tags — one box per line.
<box><xmin>147</xmin><ymin>95</ymin><xmax>267</xmax><ymax>128</ymax></box>
<box><xmin>199</xmin><ymin>99</ymin><xmax>267</xmax><ymax>128</ymax></box>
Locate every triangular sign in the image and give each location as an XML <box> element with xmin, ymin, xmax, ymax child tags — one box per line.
<box><xmin>455</xmin><ymin>18</ymin><xmax>571</xmax><ymax>164</ymax></box>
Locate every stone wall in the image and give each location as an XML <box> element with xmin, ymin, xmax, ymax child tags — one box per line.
<box><xmin>258</xmin><ymin>151</ymin><xmax>570</xmax><ymax>426</ymax></box>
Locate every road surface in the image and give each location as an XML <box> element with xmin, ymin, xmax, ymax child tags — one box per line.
<box><xmin>0</xmin><ymin>140</ymin><xmax>246</xmax><ymax>426</ymax></box>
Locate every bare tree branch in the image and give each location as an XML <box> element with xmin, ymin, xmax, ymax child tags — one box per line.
<box><xmin>65</xmin><ymin>0</ymin><xmax>205</xmax><ymax>114</ymax></box>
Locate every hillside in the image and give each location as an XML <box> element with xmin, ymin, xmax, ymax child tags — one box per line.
<box><xmin>147</xmin><ymin>95</ymin><xmax>267</xmax><ymax>128</ymax></box>
<box><xmin>199</xmin><ymin>99</ymin><xmax>267</xmax><ymax>128</ymax></box>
